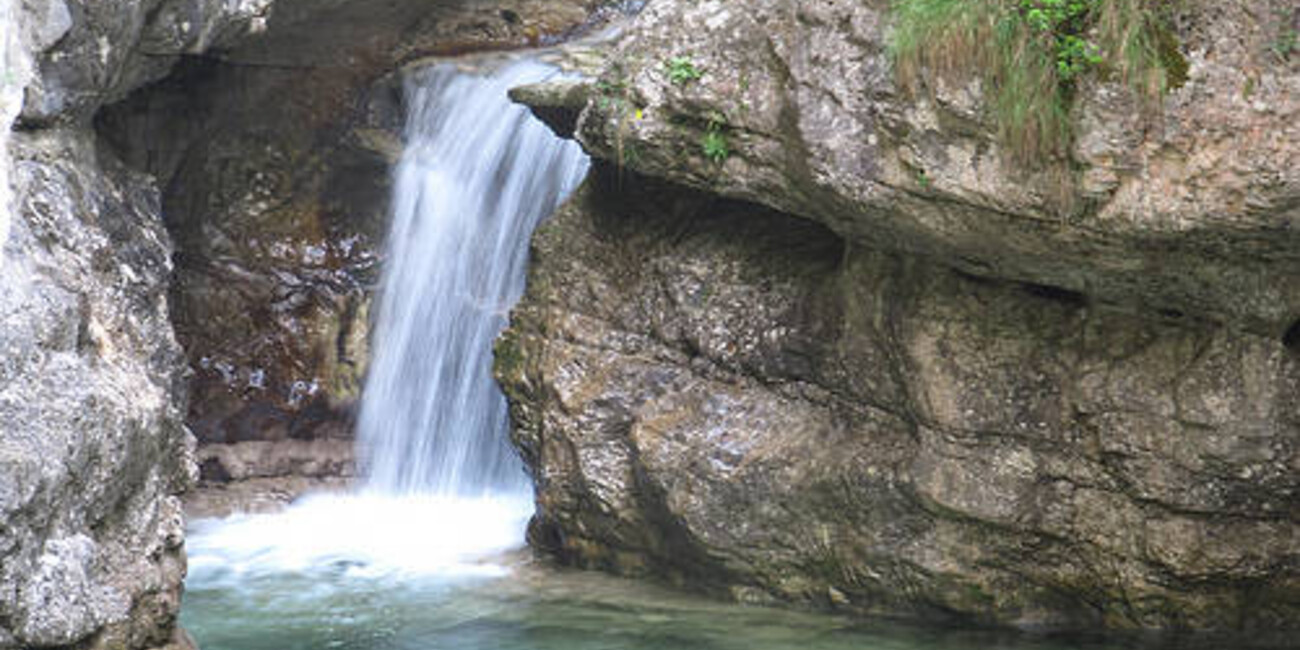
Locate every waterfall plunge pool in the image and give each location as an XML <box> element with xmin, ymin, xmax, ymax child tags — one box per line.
<box><xmin>182</xmin><ymin>493</ymin><xmax>1173</xmax><ymax>650</ymax></box>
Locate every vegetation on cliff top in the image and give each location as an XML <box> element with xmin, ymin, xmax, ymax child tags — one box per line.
<box><xmin>890</xmin><ymin>0</ymin><xmax>1186</xmax><ymax>164</ymax></box>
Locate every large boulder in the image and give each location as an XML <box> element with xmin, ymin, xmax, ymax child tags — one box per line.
<box><xmin>498</xmin><ymin>166</ymin><xmax>1299</xmax><ymax>634</ymax></box>
<box><xmin>2</xmin><ymin>0</ymin><xmax>267</xmax><ymax>646</ymax></box>
<box><xmin>0</xmin><ymin>130</ymin><xmax>193</xmax><ymax>648</ymax></box>
<box><xmin>500</xmin><ymin>2</ymin><xmax>1300</xmax><ymax>631</ymax></box>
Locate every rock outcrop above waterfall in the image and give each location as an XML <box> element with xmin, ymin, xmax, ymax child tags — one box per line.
<box><xmin>531</xmin><ymin>0</ymin><xmax>1300</xmax><ymax>337</ymax></box>
<box><xmin>500</xmin><ymin>0</ymin><xmax>1300</xmax><ymax>635</ymax></box>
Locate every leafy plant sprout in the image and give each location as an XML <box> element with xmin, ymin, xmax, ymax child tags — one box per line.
<box><xmin>700</xmin><ymin>110</ymin><xmax>730</xmax><ymax>164</ymax></box>
<box><xmin>666</xmin><ymin>56</ymin><xmax>704</xmax><ymax>85</ymax></box>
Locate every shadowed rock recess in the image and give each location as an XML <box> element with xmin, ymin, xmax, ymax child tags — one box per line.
<box><xmin>96</xmin><ymin>0</ymin><xmax>612</xmax><ymax>512</ymax></box>
<box><xmin>497</xmin><ymin>0</ymin><xmax>1299</xmax><ymax>637</ymax></box>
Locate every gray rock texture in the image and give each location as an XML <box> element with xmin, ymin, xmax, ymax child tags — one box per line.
<box><xmin>17</xmin><ymin>0</ymin><xmax>273</xmax><ymax>126</ymax></box>
<box><xmin>2</xmin><ymin>0</ymin><xmax>269</xmax><ymax>645</ymax></box>
<box><xmin>1</xmin><ymin>129</ymin><xmax>192</xmax><ymax>647</ymax></box>
<box><xmin>498</xmin><ymin>167</ymin><xmax>1300</xmax><ymax>634</ymax></box>
<box><xmin>2</xmin><ymin>0</ymin><xmax>608</xmax><ymax>645</ymax></box>
<box><xmin>559</xmin><ymin>0</ymin><xmax>1300</xmax><ymax>336</ymax></box>
<box><xmin>500</xmin><ymin>0</ymin><xmax>1300</xmax><ymax>633</ymax></box>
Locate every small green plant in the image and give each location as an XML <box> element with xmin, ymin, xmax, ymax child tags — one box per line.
<box><xmin>701</xmin><ymin>130</ymin><xmax>730</xmax><ymax>163</ymax></box>
<box><xmin>700</xmin><ymin>111</ymin><xmax>731</xmax><ymax>164</ymax></box>
<box><xmin>595</xmin><ymin>77</ymin><xmax>628</xmax><ymax>111</ymax></box>
<box><xmin>666</xmin><ymin>56</ymin><xmax>704</xmax><ymax>85</ymax></box>
<box><xmin>1019</xmin><ymin>0</ymin><xmax>1103</xmax><ymax>80</ymax></box>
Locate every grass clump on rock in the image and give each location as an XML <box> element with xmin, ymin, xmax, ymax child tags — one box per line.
<box><xmin>890</xmin><ymin>0</ymin><xmax>1184</xmax><ymax>164</ymax></box>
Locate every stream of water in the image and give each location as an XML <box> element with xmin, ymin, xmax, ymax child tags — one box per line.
<box><xmin>180</xmin><ymin>56</ymin><xmax>1207</xmax><ymax>650</ymax></box>
<box><xmin>355</xmin><ymin>58</ymin><xmax>587</xmax><ymax>497</ymax></box>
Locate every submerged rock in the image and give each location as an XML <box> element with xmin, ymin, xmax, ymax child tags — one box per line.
<box><xmin>498</xmin><ymin>166</ymin><xmax>1300</xmax><ymax>634</ymax></box>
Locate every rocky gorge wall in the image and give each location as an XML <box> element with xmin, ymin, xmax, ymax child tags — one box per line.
<box><xmin>2</xmin><ymin>0</ymin><xmax>1296</xmax><ymax>644</ymax></box>
<box><xmin>498</xmin><ymin>0</ymin><xmax>1300</xmax><ymax>637</ymax></box>
<box><xmin>500</xmin><ymin>166</ymin><xmax>1300</xmax><ymax>634</ymax></box>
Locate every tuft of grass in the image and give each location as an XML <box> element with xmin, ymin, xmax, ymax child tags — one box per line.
<box><xmin>701</xmin><ymin>130</ymin><xmax>730</xmax><ymax>163</ymax></box>
<box><xmin>700</xmin><ymin>110</ymin><xmax>731</xmax><ymax>164</ymax></box>
<box><xmin>890</xmin><ymin>0</ymin><xmax>1181</xmax><ymax>165</ymax></box>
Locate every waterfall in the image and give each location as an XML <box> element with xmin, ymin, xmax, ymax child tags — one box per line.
<box><xmin>358</xmin><ymin>59</ymin><xmax>589</xmax><ymax>495</ymax></box>
<box><xmin>185</xmin><ymin>57</ymin><xmax>588</xmax><ymax>582</ymax></box>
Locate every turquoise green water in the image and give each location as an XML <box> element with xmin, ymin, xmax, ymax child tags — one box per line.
<box><xmin>183</xmin><ymin>549</ymin><xmax>1224</xmax><ymax>650</ymax></box>
<box><xmin>183</xmin><ymin>562</ymin><xmax>1103</xmax><ymax>650</ymax></box>
<box><xmin>179</xmin><ymin>496</ymin><xmax>1269</xmax><ymax>650</ymax></box>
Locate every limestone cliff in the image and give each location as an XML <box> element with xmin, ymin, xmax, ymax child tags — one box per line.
<box><xmin>499</xmin><ymin>0</ymin><xmax>1300</xmax><ymax>636</ymax></box>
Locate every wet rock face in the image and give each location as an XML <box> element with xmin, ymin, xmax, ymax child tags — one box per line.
<box><xmin>498</xmin><ymin>167</ymin><xmax>1300</xmax><ymax>633</ymax></box>
<box><xmin>564</xmin><ymin>0</ymin><xmax>1300</xmax><ymax>337</ymax></box>
<box><xmin>100</xmin><ymin>56</ymin><xmax>393</xmax><ymax>471</ymax></box>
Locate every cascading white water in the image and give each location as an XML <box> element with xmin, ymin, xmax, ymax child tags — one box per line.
<box><xmin>185</xmin><ymin>57</ymin><xmax>587</xmax><ymax>583</ymax></box>
<box><xmin>358</xmin><ymin>60</ymin><xmax>588</xmax><ymax>495</ymax></box>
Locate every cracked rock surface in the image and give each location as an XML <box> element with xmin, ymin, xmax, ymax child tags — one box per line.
<box><xmin>563</xmin><ymin>0</ymin><xmax>1300</xmax><ymax>336</ymax></box>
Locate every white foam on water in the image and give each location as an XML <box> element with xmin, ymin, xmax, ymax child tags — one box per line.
<box><xmin>188</xmin><ymin>492</ymin><xmax>535</xmax><ymax>585</ymax></box>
